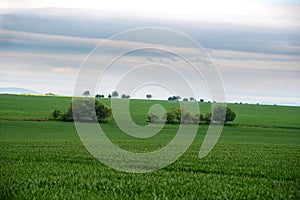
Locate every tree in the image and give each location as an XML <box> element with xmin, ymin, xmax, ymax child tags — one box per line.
<box><xmin>190</xmin><ymin>97</ymin><xmax>196</xmax><ymax>102</ymax></box>
<box><xmin>148</xmin><ymin>113</ymin><xmax>159</xmax><ymax>123</ymax></box>
<box><xmin>121</xmin><ymin>94</ymin><xmax>130</xmax><ymax>98</ymax></box>
<box><xmin>108</xmin><ymin>94</ymin><xmax>111</xmax><ymax>98</ymax></box>
<box><xmin>95</xmin><ymin>94</ymin><xmax>104</xmax><ymax>99</ymax></box>
<box><xmin>192</xmin><ymin>114</ymin><xmax>204</xmax><ymax>124</ymax></box>
<box><xmin>165</xmin><ymin>112</ymin><xmax>176</xmax><ymax>124</ymax></box>
<box><xmin>183</xmin><ymin>98</ymin><xmax>188</xmax><ymax>102</ymax></box>
<box><xmin>199</xmin><ymin>99</ymin><xmax>204</xmax><ymax>102</ymax></box>
<box><xmin>211</xmin><ymin>106</ymin><xmax>236</xmax><ymax>124</ymax></box>
<box><xmin>204</xmin><ymin>112</ymin><xmax>211</xmax><ymax>124</ymax></box>
<box><xmin>168</xmin><ymin>96</ymin><xmax>179</xmax><ymax>101</ymax></box>
<box><xmin>50</xmin><ymin>109</ymin><xmax>62</xmax><ymax>120</ymax></box>
<box><xmin>168</xmin><ymin>96</ymin><xmax>175</xmax><ymax>101</ymax></box>
<box><xmin>112</xmin><ymin>91</ymin><xmax>119</xmax><ymax>98</ymax></box>
<box><xmin>181</xmin><ymin>112</ymin><xmax>193</xmax><ymax>124</ymax></box>
<box><xmin>83</xmin><ymin>90</ymin><xmax>90</xmax><ymax>97</ymax></box>
<box><xmin>62</xmin><ymin>99</ymin><xmax>112</xmax><ymax>122</ymax></box>
<box><xmin>146</xmin><ymin>94</ymin><xmax>152</xmax><ymax>100</ymax></box>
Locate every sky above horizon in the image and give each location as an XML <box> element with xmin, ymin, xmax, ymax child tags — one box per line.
<box><xmin>0</xmin><ymin>0</ymin><xmax>299</xmax><ymax>105</ymax></box>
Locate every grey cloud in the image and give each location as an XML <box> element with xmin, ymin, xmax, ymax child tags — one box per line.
<box><xmin>1</xmin><ymin>8</ymin><xmax>300</xmax><ymax>55</ymax></box>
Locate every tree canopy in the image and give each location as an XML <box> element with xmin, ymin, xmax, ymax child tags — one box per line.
<box><xmin>83</xmin><ymin>90</ymin><xmax>90</xmax><ymax>97</ymax></box>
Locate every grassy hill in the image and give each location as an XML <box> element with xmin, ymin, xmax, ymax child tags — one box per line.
<box><xmin>0</xmin><ymin>94</ymin><xmax>300</xmax><ymax>199</ymax></box>
<box><xmin>1</xmin><ymin>94</ymin><xmax>299</xmax><ymax>128</ymax></box>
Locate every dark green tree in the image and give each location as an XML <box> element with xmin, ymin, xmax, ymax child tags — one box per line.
<box><xmin>148</xmin><ymin>113</ymin><xmax>159</xmax><ymax>123</ymax></box>
<box><xmin>62</xmin><ymin>99</ymin><xmax>112</xmax><ymax>122</ymax></box>
<box><xmin>146</xmin><ymin>94</ymin><xmax>152</xmax><ymax>100</ymax></box>
<box><xmin>211</xmin><ymin>106</ymin><xmax>236</xmax><ymax>124</ymax></box>
<box><xmin>50</xmin><ymin>109</ymin><xmax>62</xmax><ymax>120</ymax></box>
<box><xmin>83</xmin><ymin>90</ymin><xmax>90</xmax><ymax>97</ymax></box>
<box><xmin>112</xmin><ymin>91</ymin><xmax>119</xmax><ymax>98</ymax></box>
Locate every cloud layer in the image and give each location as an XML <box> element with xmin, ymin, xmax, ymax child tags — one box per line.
<box><xmin>0</xmin><ymin>7</ymin><xmax>299</xmax><ymax>105</ymax></box>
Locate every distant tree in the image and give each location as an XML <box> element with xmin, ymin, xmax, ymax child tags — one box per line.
<box><xmin>199</xmin><ymin>99</ymin><xmax>204</xmax><ymax>102</ymax></box>
<box><xmin>148</xmin><ymin>113</ymin><xmax>159</xmax><ymax>123</ymax></box>
<box><xmin>62</xmin><ymin>99</ymin><xmax>112</xmax><ymax>122</ymax></box>
<box><xmin>83</xmin><ymin>90</ymin><xmax>90</xmax><ymax>97</ymax></box>
<box><xmin>190</xmin><ymin>97</ymin><xmax>196</xmax><ymax>102</ymax></box>
<box><xmin>50</xmin><ymin>109</ymin><xmax>62</xmax><ymax>120</ymax></box>
<box><xmin>170</xmin><ymin>107</ymin><xmax>182</xmax><ymax>122</ymax></box>
<box><xmin>112</xmin><ymin>91</ymin><xmax>119</xmax><ymax>98</ymax></box>
<box><xmin>183</xmin><ymin>98</ymin><xmax>188</xmax><ymax>102</ymax></box>
<box><xmin>165</xmin><ymin>112</ymin><xmax>176</xmax><ymax>124</ymax></box>
<box><xmin>168</xmin><ymin>96</ymin><xmax>181</xmax><ymax>101</ymax></box>
<box><xmin>168</xmin><ymin>96</ymin><xmax>174</xmax><ymax>101</ymax></box>
<box><xmin>95</xmin><ymin>94</ymin><xmax>102</xmax><ymax>99</ymax></box>
<box><xmin>192</xmin><ymin>114</ymin><xmax>204</xmax><ymax>124</ymax></box>
<box><xmin>108</xmin><ymin>94</ymin><xmax>111</xmax><ymax>98</ymax></box>
<box><xmin>181</xmin><ymin>112</ymin><xmax>193</xmax><ymax>124</ymax></box>
<box><xmin>121</xmin><ymin>94</ymin><xmax>130</xmax><ymax>98</ymax></box>
<box><xmin>146</xmin><ymin>94</ymin><xmax>152</xmax><ymax>100</ymax></box>
<box><xmin>204</xmin><ymin>112</ymin><xmax>211</xmax><ymax>124</ymax></box>
<box><xmin>211</xmin><ymin>106</ymin><xmax>236</xmax><ymax>124</ymax></box>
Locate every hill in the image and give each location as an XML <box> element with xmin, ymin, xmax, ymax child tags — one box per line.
<box><xmin>0</xmin><ymin>87</ymin><xmax>40</xmax><ymax>95</ymax></box>
<box><xmin>0</xmin><ymin>94</ymin><xmax>299</xmax><ymax>128</ymax></box>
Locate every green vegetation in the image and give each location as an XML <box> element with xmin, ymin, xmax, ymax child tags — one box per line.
<box><xmin>0</xmin><ymin>94</ymin><xmax>300</xmax><ymax>199</ymax></box>
<box><xmin>149</xmin><ymin>105</ymin><xmax>236</xmax><ymax>124</ymax></box>
<box><xmin>50</xmin><ymin>99</ymin><xmax>112</xmax><ymax>122</ymax></box>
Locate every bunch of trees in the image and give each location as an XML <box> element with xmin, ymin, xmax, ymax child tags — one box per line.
<box><xmin>95</xmin><ymin>94</ymin><xmax>105</xmax><ymax>98</ymax></box>
<box><xmin>148</xmin><ymin>106</ymin><xmax>236</xmax><ymax>125</ymax></box>
<box><xmin>50</xmin><ymin>99</ymin><xmax>112</xmax><ymax>122</ymax></box>
<box><xmin>121</xmin><ymin>94</ymin><xmax>130</xmax><ymax>98</ymax></box>
<box><xmin>168</xmin><ymin>96</ymin><xmax>181</xmax><ymax>101</ymax></box>
<box><xmin>146</xmin><ymin>94</ymin><xmax>152</xmax><ymax>100</ymax></box>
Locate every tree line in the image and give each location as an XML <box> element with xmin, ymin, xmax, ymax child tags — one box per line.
<box><xmin>50</xmin><ymin>99</ymin><xmax>112</xmax><ymax>122</ymax></box>
<box><xmin>50</xmin><ymin>99</ymin><xmax>235</xmax><ymax>125</ymax></box>
<box><xmin>148</xmin><ymin>106</ymin><xmax>235</xmax><ymax>125</ymax></box>
<box><xmin>85</xmin><ymin>90</ymin><xmax>205</xmax><ymax>102</ymax></box>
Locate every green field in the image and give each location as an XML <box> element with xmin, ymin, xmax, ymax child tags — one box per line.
<box><xmin>0</xmin><ymin>94</ymin><xmax>300</xmax><ymax>199</ymax></box>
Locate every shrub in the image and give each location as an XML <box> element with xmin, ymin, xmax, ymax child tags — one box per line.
<box><xmin>211</xmin><ymin>106</ymin><xmax>236</xmax><ymax>124</ymax></box>
<box><xmin>148</xmin><ymin>113</ymin><xmax>159</xmax><ymax>123</ymax></box>
<box><xmin>204</xmin><ymin>112</ymin><xmax>211</xmax><ymax>124</ymax></box>
<box><xmin>50</xmin><ymin>109</ymin><xmax>62</xmax><ymax>121</ymax></box>
<box><xmin>165</xmin><ymin>112</ymin><xmax>176</xmax><ymax>124</ymax></box>
<box><xmin>60</xmin><ymin>99</ymin><xmax>112</xmax><ymax>122</ymax></box>
<box><xmin>147</xmin><ymin>105</ymin><xmax>236</xmax><ymax>125</ymax></box>
<box><xmin>181</xmin><ymin>112</ymin><xmax>193</xmax><ymax>124</ymax></box>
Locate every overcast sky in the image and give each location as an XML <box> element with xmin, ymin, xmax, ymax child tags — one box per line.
<box><xmin>0</xmin><ymin>0</ymin><xmax>299</xmax><ymax>105</ymax></box>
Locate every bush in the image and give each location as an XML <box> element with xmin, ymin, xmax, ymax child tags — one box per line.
<box><xmin>56</xmin><ymin>99</ymin><xmax>112</xmax><ymax>122</ymax></box>
<box><xmin>50</xmin><ymin>109</ymin><xmax>62</xmax><ymax>121</ymax></box>
<box><xmin>147</xmin><ymin>105</ymin><xmax>236</xmax><ymax>125</ymax></box>
<box><xmin>204</xmin><ymin>112</ymin><xmax>211</xmax><ymax>124</ymax></box>
<box><xmin>211</xmin><ymin>106</ymin><xmax>236</xmax><ymax>124</ymax></box>
<box><xmin>181</xmin><ymin>112</ymin><xmax>193</xmax><ymax>124</ymax></box>
<box><xmin>165</xmin><ymin>112</ymin><xmax>176</xmax><ymax>124</ymax></box>
<box><xmin>148</xmin><ymin>113</ymin><xmax>159</xmax><ymax>123</ymax></box>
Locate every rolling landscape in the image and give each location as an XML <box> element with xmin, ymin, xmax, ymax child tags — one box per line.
<box><xmin>0</xmin><ymin>94</ymin><xmax>299</xmax><ymax>199</ymax></box>
<box><xmin>1</xmin><ymin>0</ymin><xmax>300</xmax><ymax>199</ymax></box>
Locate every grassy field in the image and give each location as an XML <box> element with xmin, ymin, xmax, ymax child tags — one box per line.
<box><xmin>0</xmin><ymin>94</ymin><xmax>300</xmax><ymax>199</ymax></box>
